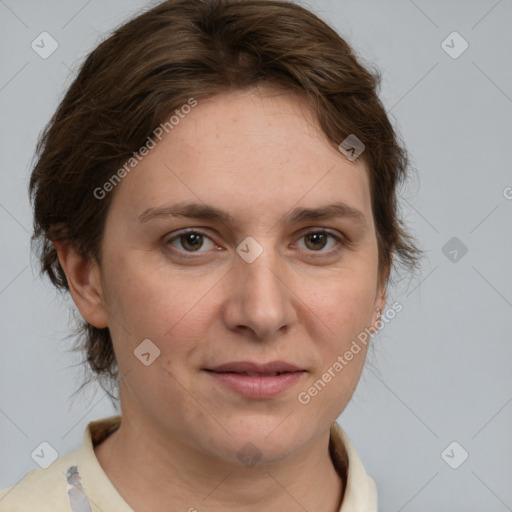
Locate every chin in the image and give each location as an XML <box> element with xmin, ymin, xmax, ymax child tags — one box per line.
<box><xmin>206</xmin><ymin>417</ymin><xmax>306</xmax><ymax>465</ymax></box>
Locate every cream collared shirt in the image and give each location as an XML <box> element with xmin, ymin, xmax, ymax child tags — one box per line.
<box><xmin>0</xmin><ymin>416</ymin><xmax>377</xmax><ymax>511</ymax></box>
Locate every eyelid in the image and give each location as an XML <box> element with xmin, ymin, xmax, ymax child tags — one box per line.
<box><xmin>164</xmin><ymin>228</ymin><xmax>219</xmax><ymax>253</ymax></box>
<box><xmin>164</xmin><ymin>227</ymin><xmax>350</xmax><ymax>255</ymax></box>
<box><xmin>299</xmin><ymin>227</ymin><xmax>348</xmax><ymax>241</ymax></box>
<box><xmin>297</xmin><ymin>227</ymin><xmax>352</xmax><ymax>254</ymax></box>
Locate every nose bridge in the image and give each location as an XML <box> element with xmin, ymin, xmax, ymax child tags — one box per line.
<box><xmin>227</xmin><ymin>236</ymin><xmax>296</xmax><ymax>338</ymax></box>
<box><xmin>242</xmin><ymin>242</ymin><xmax>282</xmax><ymax>297</ymax></box>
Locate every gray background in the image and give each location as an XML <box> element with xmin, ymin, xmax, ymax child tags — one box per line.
<box><xmin>1</xmin><ymin>0</ymin><xmax>511</xmax><ymax>510</ymax></box>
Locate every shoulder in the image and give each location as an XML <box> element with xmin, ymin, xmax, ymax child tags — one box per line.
<box><xmin>0</xmin><ymin>415</ymin><xmax>121</xmax><ymax>512</ymax></box>
<box><xmin>0</xmin><ymin>449</ymin><xmax>80</xmax><ymax>511</ymax></box>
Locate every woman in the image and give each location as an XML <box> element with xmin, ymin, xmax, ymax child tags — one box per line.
<box><xmin>0</xmin><ymin>0</ymin><xmax>421</xmax><ymax>510</ymax></box>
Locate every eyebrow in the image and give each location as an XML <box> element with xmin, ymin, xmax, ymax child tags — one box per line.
<box><xmin>138</xmin><ymin>201</ymin><xmax>367</xmax><ymax>227</ymax></box>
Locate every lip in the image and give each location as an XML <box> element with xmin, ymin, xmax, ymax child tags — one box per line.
<box><xmin>204</xmin><ymin>361</ymin><xmax>306</xmax><ymax>399</ymax></box>
<box><xmin>207</xmin><ymin>360</ymin><xmax>303</xmax><ymax>374</ymax></box>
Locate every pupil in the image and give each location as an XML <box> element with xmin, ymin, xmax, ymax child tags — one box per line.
<box><xmin>179</xmin><ymin>233</ymin><xmax>327</xmax><ymax>252</ymax></box>
<box><xmin>183</xmin><ymin>233</ymin><xmax>202</xmax><ymax>251</ymax></box>
<box><xmin>306</xmin><ymin>233</ymin><xmax>327</xmax><ymax>250</ymax></box>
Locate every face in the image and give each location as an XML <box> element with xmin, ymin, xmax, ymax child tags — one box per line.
<box><xmin>77</xmin><ymin>87</ymin><xmax>386</xmax><ymax>464</ymax></box>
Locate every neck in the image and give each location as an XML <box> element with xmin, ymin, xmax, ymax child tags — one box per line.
<box><xmin>94</xmin><ymin>413</ymin><xmax>345</xmax><ymax>512</ymax></box>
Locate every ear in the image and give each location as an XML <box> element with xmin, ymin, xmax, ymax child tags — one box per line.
<box><xmin>371</xmin><ymin>271</ymin><xmax>388</xmax><ymax>330</ymax></box>
<box><xmin>53</xmin><ymin>241</ymin><xmax>108</xmax><ymax>329</ymax></box>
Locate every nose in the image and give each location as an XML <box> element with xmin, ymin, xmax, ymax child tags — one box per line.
<box><xmin>221</xmin><ymin>242</ymin><xmax>298</xmax><ymax>340</ymax></box>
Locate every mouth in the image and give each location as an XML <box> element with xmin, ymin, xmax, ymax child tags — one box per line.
<box><xmin>203</xmin><ymin>361</ymin><xmax>306</xmax><ymax>398</ymax></box>
<box><xmin>210</xmin><ymin>371</ymin><xmax>294</xmax><ymax>376</ymax></box>
<box><xmin>205</xmin><ymin>360</ymin><xmax>305</xmax><ymax>375</ymax></box>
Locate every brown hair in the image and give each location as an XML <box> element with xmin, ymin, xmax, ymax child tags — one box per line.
<box><xmin>29</xmin><ymin>0</ymin><xmax>423</xmax><ymax>400</ymax></box>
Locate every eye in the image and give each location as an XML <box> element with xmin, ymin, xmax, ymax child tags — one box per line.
<box><xmin>296</xmin><ymin>230</ymin><xmax>345</xmax><ymax>254</ymax></box>
<box><xmin>165</xmin><ymin>228</ymin><xmax>347</xmax><ymax>256</ymax></box>
<box><xmin>165</xmin><ymin>230</ymin><xmax>217</xmax><ymax>253</ymax></box>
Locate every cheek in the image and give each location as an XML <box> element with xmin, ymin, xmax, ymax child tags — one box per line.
<box><xmin>300</xmin><ymin>270</ymin><xmax>376</xmax><ymax>397</ymax></box>
<box><xmin>104</xmin><ymin>262</ymin><xmax>212</xmax><ymax>407</ymax></box>
<box><xmin>304</xmin><ymin>269</ymin><xmax>377</xmax><ymax>338</ymax></box>
<box><xmin>297</xmin><ymin>284</ymin><xmax>373</xmax><ymax>424</ymax></box>
<box><xmin>104</xmin><ymin>257</ymin><xmax>215</xmax><ymax>363</ymax></box>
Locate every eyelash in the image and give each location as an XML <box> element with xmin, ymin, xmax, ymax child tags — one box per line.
<box><xmin>164</xmin><ymin>228</ymin><xmax>350</xmax><ymax>257</ymax></box>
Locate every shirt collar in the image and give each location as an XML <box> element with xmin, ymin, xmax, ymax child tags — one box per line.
<box><xmin>330</xmin><ymin>422</ymin><xmax>378</xmax><ymax>511</ymax></box>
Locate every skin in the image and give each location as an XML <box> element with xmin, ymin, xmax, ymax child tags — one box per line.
<box><xmin>54</xmin><ymin>86</ymin><xmax>387</xmax><ymax>512</ymax></box>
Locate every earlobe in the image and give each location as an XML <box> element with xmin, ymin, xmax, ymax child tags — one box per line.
<box><xmin>373</xmin><ymin>264</ymin><xmax>390</xmax><ymax>328</ymax></box>
<box><xmin>376</xmin><ymin>285</ymin><xmax>387</xmax><ymax>313</ymax></box>
<box><xmin>52</xmin><ymin>241</ymin><xmax>109</xmax><ymax>329</ymax></box>
<box><xmin>372</xmin><ymin>285</ymin><xmax>387</xmax><ymax>331</ymax></box>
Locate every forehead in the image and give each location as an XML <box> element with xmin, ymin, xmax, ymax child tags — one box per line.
<box><xmin>109</xmin><ymin>87</ymin><xmax>372</xmax><ymax>227</ymax></box>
